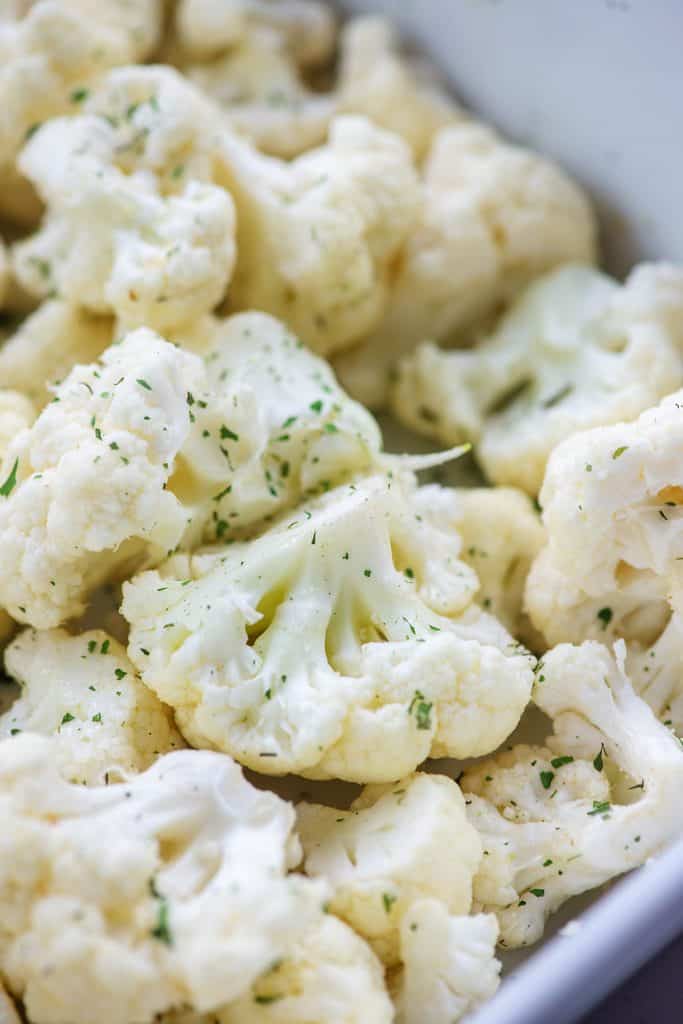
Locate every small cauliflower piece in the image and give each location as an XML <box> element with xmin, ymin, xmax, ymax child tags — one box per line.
<box><xmin>337</xmin><ymin>17</ymin><xmax>461</xmax><ymax>162</ymax></box>
<box><xmin>462</xmin><ymin>640</ymin><xmax>683</xmax><ymax>947</ymax></box>
<box><xmin>395</xmin><ymin>902</ymin><xmax>501</xmax><ymax>1024</ymax></box>
<box><xmin>13</xmin><ymin>67</ymin><xmax>236</xmax><ymax>331</ymax></box>
<box><xmin>0</xmin><ymin>301</ymin><xmax>112</xmax><ymax>407</ymax></box>
<box><xmin>335</xmin><ymin>122</ymin><xmax>597</xmax><ymax>409</ymax></box>
<box><xmin>525</xmin><ymin>388</ymin><xmax>683</xmax><ymax>647</ymax></box>
<box><xmin>175</xmin><ymin>0</ymin><xmax>336</xmax><ymax>67</ymax></box>
<box><xmin>0</xmin><ymin>388</ymin><xmax>35</xmax><ymax>460</ymax></box>
<box><xmin>0</xmin><ymin>628</ymin><xmax>183</xmax><ymax>784</ymax></box>
<box><xmin>0</xmin><ymin>733</ymin><xmax>326</xmax><ymax>1024</ymax></box>
<box><xmin>392</xmin><ymin>263</ymin><xmax>683</xmax><ymax>493</ymax></box>
<box><xmin>218</xmin><ymin>116</ymin><xmax>420</xmax><ymax>356</ymax></box>
<box><xmin>0</xmin><ymin>329</ymin><xmax>206</xmax><ymax>628</ymax></box>
<box><xmin>298</xmin><ymin>773</ymin><xmax>482</xmax><ymax>965</ymax></box>
<box><xmin>122</xmin><ymin>474</ymin><xmax>534</xmax><ymax>781</ymax></box>
<box><xmin>626</xmin><ymin>613</ymin><xmax>683</xmax><ymax>733</ymax></box>
<box><xmin>188</xmin><ymin>311</ymin><xmax>382</xmax><ymax>540</ymax></box>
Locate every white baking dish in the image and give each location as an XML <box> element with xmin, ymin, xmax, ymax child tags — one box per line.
<box><xmin>338</xmin><ymin>1</ymin><xmax>683</xmax><ymax>1018</ymax></box>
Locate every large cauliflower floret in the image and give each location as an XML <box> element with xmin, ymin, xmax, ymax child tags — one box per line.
<box><xmin>218</xmin><ymin>116</ymin><xmax>420</xmax><ymax>357</ymax></box>
<box><xmin>186</xmin><ymin>311</ymin><xmax>383</xmax><ymax>540</ymax></box>
<box><xmin>395</xmin><ymin>902</ymin><xmax>501</xmax><ymax>1024</ymax></box>
<box><xmin>13</xmin><ymin>67</ymin><xmax>237</xmax><ymax>332</ymax></box>
<box><xmin>337</xmin><ymin>17</ymin><xmax>461</xmax><ymax>163</ymax></box>
<box><xmin>626</xmin><ymin>613</ymin><xmax>683</xmax><ymax>733</ymax></box>
<box><xmin>462</xmin><ymin>640</ymin><xmax>683</xmax><ymax>948</ymax></box>
<box><xmin>0</xmin><ymin>301</ymin><xmax>112</xmax><ymax>408</ymax></box>
<box><xmin>0</xmin><ymin>329</ymin><xmax>206</xmax><ymax>629</ymax></box>
<box><xmin>335</xmin><ymin>121</ymin><xmax>597</xmax><ymax>409</ymax></box>
<box><xmin>297</xmin><ymin>773</ymin><xmax>482</xmax><ymax>966</ymax></box>
<box><xmin>122</xmin><ymin>473</ymin><xmax>534</xmax><ymax>781</ymax></box>
<box><xmin>0</xmin><ymin>628</ymin><xmax>183</xmax><ymax>784</ymax></box>
<box><xmin>0</xmin><ymin>1</ymin><xmax>163</xmax><ymax>215</ymax></box>
<box><xmin>525</xmin><ymin>389</ymin><xmax>683</xmax><ymax>647</ymax></box>
<box><xmin>391</xmin><ymin>263</ymin><xmax>683</xmax><ymax>494</ymax></box>
<box><xmin>0</xmin><ymin>733</ymin><xmax>326</xmax><ymax>1024</ymax></box>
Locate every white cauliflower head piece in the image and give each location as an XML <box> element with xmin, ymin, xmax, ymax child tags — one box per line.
<box><xmin>626</xmin><ymin>613</ymin><xmax>683</xmax><ymax>733</ymax></box>
<box><xmin>122</xmin><ymin>473</ymin><xmax>534</xmax><ymax>781</ymax></box>
<box><xmin>395</xmin><ymin>902</ymin><xmax>501</xmax><ymax>1024</ymax></box>
<box><xmin>0</xmin><ymin>733</ymin><xmax>326</xmax><ymax>1024</ymax></box>
<box><xmin>462</xmin><ymin>640</ymin><xmax>683</xmax><ymax>947</ymax></box>
<box><xmin>0</xmin><ymin>388</ymin><xmax>35</xmax><ymax>461</ymax></box>
<box><xmin>0</xmin><ymin>628</ymin><xmax>183</xmax><ymax>784</ymax></box>
<box><xmin>218</xmin><ymin>116</ymin><xmax>420</xmax><ymax>356</ymax></box>
<box><xmin>335</xmin><ymin>121</ymin><xmax>597</xmax><ymax>409</ymax></box>
<box><xmin>525</xmin><ymin>388</ymin><xmax>683</xmax><ymax>647</ymax></box>
<box><xmin>392</xmin><ymin>263</ymin><xmax>683</xmax><ymax>493</ymax></box>
<box><xmin>0</xmin><ymin>329</ymin><xmax>207</xmax><ymax>628</ymax></box>
<box><xmin>297</xmin><ymin>772</ymin><xmax>482</xmax><ymax>965</ymax></box>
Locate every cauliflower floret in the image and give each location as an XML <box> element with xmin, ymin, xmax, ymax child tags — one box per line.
<box><xmin>218</xmin><ymin>116</ymin><xmax>420</xmax><ymax>356</ymax></box>
<box><xmin>184</xmin><ymin>311</ymin><xmax>382</xmax><ymax>540</ymax></box>
<box><xmin>335</xmin><ymin>122</ymin><xmax>597</xmax><ymax>409</ymax></box>
<box><xmin>395</xmin><ymin>902</ymin><xmax>501</xmax><ymax>1024</ymax></box>
<box><xmin>185</xmin><ymin>27</ymin><xmax>335</xmax><ymax>158</ymax></box>
<box><xmin>122</xmin><ymin>474</ymin><xmax>534</xmax><ymax>781</ymax></box>
<box><xmin>626</xmin><ymin>613</ymin><xmax>683</xmax><ymax>733</ymax></box>
<box><xmin>337</xmin><ymin>17</ymin><xmax>461</xmax><ymax>162</ymax></box>
<box><xmin>525</xmin><ymin>388</ymin><xmax>683</xmax><ymax>647</ymax></box>
<box><xmin>462</xmin><ymin>640</ymin><xmax>683</xmax><ymax>947</ymax></box>
<box><xmin>0</xmin><ymin>388</ymin><xmax>35</xmax><ymax>460</ymax></box>
<box><xmin>0</xmin><ymin>0</ymin><xmax>163</xmax><ymax>220</ymax></box>
<box><xmin>0</xmin><ymin>628</ymin><xmax>183</xmax><ymax>784</ymax></box>
<box><xmin>391</xmin><ymin>263</ymin><xmax>683</xmax><ymax>493</ymax></box>
<box><xmin>175</xmin><ymin>0</ymin><xmax>336</xmax><ymax>67</ymax></box>
<box><xmin>0</xmin><ymin>329</ymin><xmax>207</xmax><ymax>628</ymax></box>
<box><xmin>0</xmin><ymin>733</ymin><xmax>326</xmax><ymax>1024</ymax></box>
<box><xmin>0</xmin><ymin>301</ymin><xmax>112</xmax><ymax>407</ymax></box>
<box><xmin>297</xmin><ymin>773</ymin><xmax>482</xmax><ymax>965</ymax></box>
<box><xmin>13</xmin><ymin>67</ymin><xmax>236</xmax><ymax>331</ymax></box>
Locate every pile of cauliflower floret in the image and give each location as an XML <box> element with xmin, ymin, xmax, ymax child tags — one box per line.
<box><xmin>0</xmin><ymin>2</ymin><xmax>682</xmax><ymax>1022</ymax></box>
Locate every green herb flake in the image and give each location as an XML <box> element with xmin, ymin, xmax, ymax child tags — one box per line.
<box><xmin>530</xmin><ymin>888</ymin><xmax>545</xmax><ymax>898</ymax></box>
<box><xmin>92</xmin><ymin>712</ymin><xmax>102</xmax><ymax>723</ymax></box>
<box><xmin>612</xmin><ymin>446</ymin><xmax>628</xmax><ymax>460</ymax></box>
<box><xmin>61</xmin><ymin>712</ymin><xmax>75</xmax><ymax>725</ymax></box>
<box><xmin>220</xmin><ymin>425</ymin><xmax>239</xmax><ymax>441</ymax></box>
<box><xmin>597</xmin><ymin>607</ymin><xmax>613</xmax><ymax>630</ymax></box>
<box><xmin>114</xmin><ymin>668</ymin><xmax>127</xmax><ymax>681</ymax></box>
<box><xmin>587</xmin><ymin>800</ymin><xmax>612</xmax><ymax>817</ymax></box>
<box><xmin>309</xmin><ymin>400</ymin><xmax>324</xmax><ymax>414</ymax></box>
<box><xmin>136</xmin><ymin>378</ymin><xmax>152</xmax><ymax>391</ymax></box>
<box><xmin>0</xmin><ymin>459</ymin><xmax>19</xmax><ymax>497</ymax></box>
<box><xmin>539</xmin><ymin>770</ymin><xmax>555</xmax><ymax>790</ymax></box>
<box><xmin>593</xmin><ymin>744</ymin><xmax>606</xmax><ymax>772</ymax></box>
<box><xmin>70</xmin><ymin>87</ymin><xmax>90</xmax><ymax>103</ymax></box>
<box><xmin>382</xmin><ymin>892</ymin><xmax>396</xmax><ymax>913</ymax></box>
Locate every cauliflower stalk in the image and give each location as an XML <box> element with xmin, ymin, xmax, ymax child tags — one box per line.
<box><xmin>217</xmin><ymin>115</ymin><xmax>420</xmax><ymax>356</ymax></box>
<box><xmin>0</xmin><ymin>628</ymin><xmax>183</xmax><ymax>784</ymax></box>
<box><xmin>335</xmin><ymin>121</ymin><xmax>597</xmax><ymax>409</ymax></box>
<box><xmin>462</xmin><ymin>640</ymin><xmax>683</xmax><ymax>947</ymax></box>
<box><xmin>0</xmin><ymin>733</ymin><xmax>328</xmax><ymax>1024</ymax></box>
<box><xmin>391</xmin><ymin>263</ymin><xmax>683</xmax><ymax>494</ymax></box>
<box><xmin>525</xmin><ymin>388</ymin><xmax>683</xmax><ymax>647</ymax></box>
<box><xmin>122</xmin><ymin>473</ymin><xmax>534</xmax><ymax>780</ymax></box>
<box><xmin>297</xmin><ymin>772</ymin><xmax>482</xmax><ymax>965</ymax></box>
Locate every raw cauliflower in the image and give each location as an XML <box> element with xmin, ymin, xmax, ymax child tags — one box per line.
<box><xmin>395</xmin><ymin>902</ymin><xmax>501</xmax><ymax>1024</ymax></box>
<box><xmin>335</xmin><ymin>122</ymin><xmax>597</xmax><ymax>409</ymax></box>
<box><xmin>391</xmin><ymin>263</ymin><xmax>683</xmax><ymax>493</ymax></box>
<box><xmin>337</xmin><ymin>17</ymin><xmax>461</xmax><ymax>162</ymax></box>
<box><xmin>0</xmin><ymin>733</ymin><xmax>326</xmax><ymax>1024</ymax></box>
<box><xmin>525</xmin><ymin>388</ymin><xmax>683</xmax><ymax>647</ymax></box>
<box><xmin>0</xmin><ymin>329</ymin><xmax>206</xmax><ymax>629</ymax></box>
<box><xmin>462</xmin><ymin>640</ymin><xmax>683</xmax><ymax>947</ymax></box>
<box><xmin>0</xmin><ymin>300</ymin><xmax>112</xmax><ymax>407</ymax></box>
<box><xmin>121</xmin><ymin>473</ymin><xmax>534</xmax><ymax>781</ymax></box>
<box><xmin>0</xmin><ymin>628</ymin><xmax>183</xmax><ymax>784</ymax></box>
<box><xmin>297</xmin><ymin>773</ymin><xmax>482</xmax><ymax>965</ymax></box>
<box><xmin>218</xmin><ymin>116</ymin><xmax>420</xmax><ymax>356</ymax></box>
<box><xmin>0</xmin><ymin>0</ymin><xmax>163</xmax><ymax>222</ymax></box>
<box><xmin>13</xmin><ymin>67</ymin><xmax>236</xmax><ymax>332</ymax></box>
<box><xmin>0</xmin><ymin>389</ymin><xmax>35</xmax><ymax>461</ymax></box>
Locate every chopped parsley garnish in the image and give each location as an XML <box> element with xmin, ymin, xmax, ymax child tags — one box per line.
<box><xmin>0</xmin><ymin>459</ymin><xmax>19</xmax><ymax>497</ymax></box>
<box><xmin>92</xmin><ymin>712</ymin><xmax>102</xmax><ymax>723</ymax></box>
<box><xmin>539</xmin><ymin>770</ymin><xmax>554</xmax><ymax>790</ymax></box>
<box><xmin>114</xmin><ymin>668</ymin><xmax>127</xmax><ymax>680</ymax></box>
<box><xmin>70</xmin><ymin>87</ymin><xmax>89</xmax><ymax>103</ymax></box>
<box><xmin>530</xmin><ymin>888</ymin><xmax>545</xmax><ymax>898</ymax></box>
<box><xmin>593</xmin><ymin>744</ymin><xmax>606</xmax><ymax>772</ymax></box>
<box><xmin>597</xmin><ymin>607</ymin><xmax>613</xmax><ymax>630</ymax></box>
<box><xmin>101</xmin><ymin>639</ymin><xmax>110</xmax><ymax>654</ymax></box>
<box><xmin>408</xmin><ymin>691</ymin><xmax>433</xmax><ymax>730</ymax></box>
<box><xmin>309</xmin><ymin>400</ymin><xmax>324</xmax><ymax>413</ymax></box>
<box><xmin>220</xmin><ymin>425</ymin><xmax>239</xmax><ymax>441</ymax></box>
<box><xmin>587</xmin><ymin>800</ymin><xmax>612</xmax><ymax>816</ymax></box>
<box><xmin>136</xmin><ymin>378</ymin><xmax>152</xmax><ymax>391</ymax></box>
<box><xmin>550</xmin><ymin>755</ymin><xmax>574</xmax><ymax>769</ymax></box>
<box><xmin>612</xmin><ymin>446</ymin><xmax>628</xmax><ymax>460</ymax></box>
<box><xmin>382</xmin><ymin>892</ymin><xmax>397</xmax><ymax>913</ymax></box>
<box><xmin>254</xmin><ymin>995</ymin><xmax>283</xmax><ymax>1005</ymax></box>
<box><xmin>61</xmin><ymin>712</ymin><xmax>75</xmax><ymax>725</ymax></box>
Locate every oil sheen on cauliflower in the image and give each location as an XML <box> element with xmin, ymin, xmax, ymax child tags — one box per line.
<box><xmin>297</xmin><ymin>772</ymin><xmax>483</xmax><ymax>965</ymax></box>
<box><xmin>122</xmin><ymin>473</ymin><xmax>534</xmax><ymax>781</ymax></box>
<box><xmin>13</xmin><ymin>66</ymin><xmax>236</xmax><ymax>331</ymax></box>
<box><xmin>461</xmin><ymin>640</ymin><xmax>683</xmax><ymax>947</ymax></box>
<box><xmin>217</xmin><ymin>115</ymin><xmax>420</xmax><ymax>356</ymax></box>
<box><xmin>391</xmin><ymin>263</ymin><xmax>683</xmax><ymax>493</ymax></box>
<box><xmin>335</xmin><ymin>121</ymin><xmax>597</xmax><ymax>409</ymax></box>
<box><xmin>0</xmin><ymin>329</ymin><xmax>206</xmax><ymax>628</ymax></box>
<box><xmin>0</xmin><ymin>733</ymin><xmax>327</xmax><ymax>1024</ymax></box>
<box><xmin>525</xmin><ymin>388</ymin><xmax>683</xmax><ymax>647</ymax></box>
<box><xmin>0</xmin><ymin>628</ymin><xmax>183</xmax><ymax>784</ymax></box>
<box><xmin>395</xmin><ymin>902</ymin><xmax>501</xmax><ymax>1024</ymax></box>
